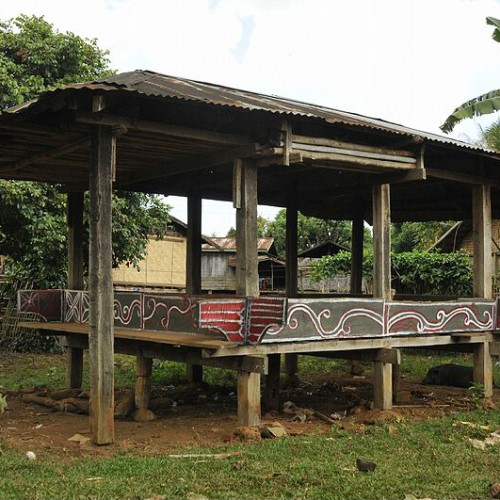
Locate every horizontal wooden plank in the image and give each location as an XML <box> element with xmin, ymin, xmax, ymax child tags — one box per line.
<box><xmin>19</xmin><ymin>321</ymin><xmax>236</xmax><ymax>351</ymax></box>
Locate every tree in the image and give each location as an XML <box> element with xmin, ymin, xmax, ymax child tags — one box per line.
<box><xmin>392</xmin><ymin>221</ymin><xmax>455</xmax><ymax>253</ymax></box>
<box><xmin>0</xmin><ymin>16</ymin><xmax>171</xmax><ymax>293</ymax></box>
<box><xmin>0</xmin><ymin>14</ymin><xmax>111</xmax><ymax>109</ymax></box>
<box><xmin>441</xmin><ymin>17</ymin><xmax>500</xmax><ymax>133</ymax></box>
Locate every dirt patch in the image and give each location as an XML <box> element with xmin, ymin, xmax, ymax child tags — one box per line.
<box><xmin>1</xmin><ymin>354</ymin><xmax>498</xmax><ymax>461</ymax></box>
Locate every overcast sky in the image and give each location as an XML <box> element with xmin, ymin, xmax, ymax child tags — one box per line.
<box><xmin>2</xmin><ymin>0</ymin><xmax>500</xmax><ymax>235</ymax></box>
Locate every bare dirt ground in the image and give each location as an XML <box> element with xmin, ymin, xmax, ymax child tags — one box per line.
<box><xmin>1</xmin><ymin>352</ymin><xmax>498</xmax><ymax>462</ymax></box>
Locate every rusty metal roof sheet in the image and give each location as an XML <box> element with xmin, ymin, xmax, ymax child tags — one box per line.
<box><xmin>202</xmin><ymin>237</ymin><xmax>275</xmax><ymax>252</ymax></box>
<box><xmin>5</xmin><ymin>70</ymin><xmax>494</xmax><ymax>153</ymax></box>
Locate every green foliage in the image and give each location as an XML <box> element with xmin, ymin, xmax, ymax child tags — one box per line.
<box><xmin>392</xmin><ymin>221</ymin><xmax>454</xmax><ymax>252</ymax></box>
<box><xmin>249</xmin><ymin>209</ymin><xmax>365</xmax><ymax>257</ymax></box>
<box><xmin>311</xmin><ymin>250</ymin><xmax>472</xmax><ymax>296</ymax></box>
<box><xmin>0</xmin><ymin>15</ymin><xmax>112</xmax><ymax>110</ymax></box>
<box><xmin>441</xmin><ymin>16</ymin><xmax>500</xmax><ymax>132</ymax></box>
<box><xmin>0</xmin><ymin>15</ymin><xmax>171</xmax><ymax>333</ymax></box>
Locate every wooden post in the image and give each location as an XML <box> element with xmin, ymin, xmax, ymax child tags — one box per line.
<box><xmin>66</xmin><ymin>191</ymin><xmax>84</xmax><ymax>389</ymax></box>
<box><xmin>350</xmin><ymin>216</ymin><xmax>364</xmax><ymax>295</ymax></box>
<box><xmin>263</xmin><ymin>354</ymin><xmax>281</xmax><ymax>412</ymax></box>
<box><xmin>473</xmin><ymin>342</ymin><xmax>493</xmax><ymax>398</ymax></box>
<box><xmin>237</xmin><ymin>371</ymin><xmax>261</xmax><ymax>426</ymax></box>
<box><xmin>186</xmin><ymin>194</ymin><xmax>202</xmax><ymax>294</ymax></box>
<box><xmin>285</xmin><ymin>196</ymin><xmax>299</xmax><ymax>384</ymax></box>
<box><xmin>372</xmin><ymin>184</ymin><xmax>391</xmax><ymax>299</ymax></box>
<box><xmin>133</xmin><ymin>352</ymin><xmax>155</xmax><ymax>421</ymax></box>
<box><xmin>235</xmin><ymin>159</ymin><xmax>259</xmax><ymax>297</ymax></box>
<box><xmin>374</xmin><ymin>360</ymin><xmax>393</xmax><ymax>409</ymax></box>
<box><xmin>472</xmin><ymin>185</ymin><xmax>492</xmax><ymax>298</ymax></box>
<box><xmin>89</xmin><ymin>126</ymin><xmax>115</xmax><ymax>445</ymax></box>
<box><xmin>286</xmin><ymin>199</ymin><xmax>298</xmax><ymax>297</ymax></box>
<box><xmin>186</xmin><ymin>194</ymin><xmax>203</xmax><ymax>383</ymax></box>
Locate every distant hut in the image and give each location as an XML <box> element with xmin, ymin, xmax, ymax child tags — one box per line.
<box><xmin>201</xmin><ymin>237</ymin><xmax>286</xmax><ymax>293</ymax></box>
<box><xmin>112</xmin><ymin>216</ymin><xmax>216</xmax><ymax>292</ymax></box>
<box><xmin>297</xmin><ymin>240</ymin><xmax>351</xmax><ymax>293</ymax></box>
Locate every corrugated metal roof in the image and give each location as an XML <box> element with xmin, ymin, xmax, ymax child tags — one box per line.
<box><xmin>6</xmin><ymin>70</ymin><xmax>495</xmax><ymax>154</ymax></box>
<box><xmin>202</xmin><ymin>237</ymin><xmax>275</xmax><ymax>252</ymax></box>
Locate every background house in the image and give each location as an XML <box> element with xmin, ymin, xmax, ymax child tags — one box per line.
<box><xmin>112</xmin><ymin>216</ymin><xmax>216</xmax><ymax>291</ymax></box>
<box><xmin>201</xmin><ymin>237</ymin><xmax>286</xmax><ymax>293</ymax></box>
<box><xmin>297</xmin><ymin>240</ymin><xmax>353</xmax><ymax>293</ymax></box>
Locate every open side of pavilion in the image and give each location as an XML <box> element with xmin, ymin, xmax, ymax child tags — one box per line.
<box><xmin>2</xmin><ymin>70</ymin><xmax>500</xmax><ymax>444</ymax></box>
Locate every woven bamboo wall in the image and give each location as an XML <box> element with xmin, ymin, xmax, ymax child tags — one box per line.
<box><xmin>112</xmin><ymin>236</ymin><xmax>186</xmax><ymax>288</ymax></box>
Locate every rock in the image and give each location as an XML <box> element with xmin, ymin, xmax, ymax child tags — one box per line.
<box><xmin>114</xmin><ymin>390</ymin><xmax>134</xmax><ymax>418</ymax></box>
<box><xmin>422</xmin><ymin>364</ymin><xmax>473</xmax><ymax>388</ymax></box>
<box><xmin>26</xmin><ymin>451</ymin><xmax>36</xmax><ymax>461</ymax></box>
<box><xmin>260</xmin><ymin>422</ymin><xmax>287</xmax><ymax>439</ymax></box>
<box><xmin>469</xmin><ymin>438</ymin><xmax>487</xmax><ymax>450</ymax></box>
<box><xmin>234</xmin><ymin>426</ymin><xmax>261</xmax><ymax>442</ymax></box>
<box><xmin>489</xmin><ymin>482</ymin><xmax>500</xmax><ymax>498</ymax></box>
<box><xmin>68</xmin><ymin>433</ymin><xmax>91</xmax><ymax>445</ymax></box>
<box><xmin>350</xmin><ymin>361</ymin><xmax>366</xmax><ymax>376</ymax></box>
<box><xmin>356</xmin><ymin>458</ymin><xmax>376</xmax><ymax>472</ymax></box>
<box><xmin>132</xmin><ymin>408</ymin><xmax>156</xmax><ymax>422</ymax></box>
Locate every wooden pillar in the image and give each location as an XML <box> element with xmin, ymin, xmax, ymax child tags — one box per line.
<box><xmin>472</xmin><ymin>185</ymin><xmax>492</xmax><ymax>298</ymax></box>
<box><xmin>66</xmin><ymin>191</ymin><xmax>84</xmax><ymax>389</ymax></box>
<box><xmin>372</xmin><ymin>184</ymin><xmax>391</xmax><ymax>299</ymax></box>
<box><xmin>374</xmin><ymin>360</ymin><xmax>393</xmax><ymax>409</ymax></box>
<box><xmin>286</xmin><ymin>200</ymin><xmax>298</xmax><ymax>297</ymax></box>
<box><xmin>285</xmin><ymin>197</ymin><xmax>299</xmax><ymax>383</ymax></box>
<box><xmin>350</xmin><ymin>216</ymin><xmax>364</xmax><ymax>295</ymax></box>
<box><xmin>186</xmin><ymin>194</ymin><xmax>203</xmax><ymax>383</ymax></box>
<box><xmin>89</xmin><ymin>126</ymin><xmax>115</xmax><ymax>445</ymax></box>
<box><xmin>263</xmin><ymin>354</ymin><xmax>281</xmax><ymax>412</ymax></box>
<box><xmin>186</xmin><ymin>194</ymin><xmax>202</xmax><ymax>294</ymax></box>
<box><xmin>133</xmin><ymin>353</ymin><xmax>155</xmax><ymax>421</ymax></box>
<box><xmin>473</xmin><ymin>342</ymin><xmax>493</xmax><ymax>398</ymax></box>
<box><xmin>237</xmin><ymin>371</ymin><xmax>261</xmax><ymax>426</ymax></box>
<box><xmin>234</xmin><ymin>159</ymin><xmax>259</xmax><ymax>297</ymax></box>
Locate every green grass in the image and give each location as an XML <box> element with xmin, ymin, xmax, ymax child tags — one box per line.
<box><xmin>2</xmin><ymin>350</ymin><xmax>500</xmax><ymax>499</ymax></box>
<box><xmin>1</xmin><ymin>410</ymin><xmax>500</xmax><ymax>499</ymax></box>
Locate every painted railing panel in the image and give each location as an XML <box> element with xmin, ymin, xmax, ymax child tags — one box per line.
<box><xmin>17</xmin><ymin>289</ymin><xmax>499</xmax><ymax>345</ymax></box>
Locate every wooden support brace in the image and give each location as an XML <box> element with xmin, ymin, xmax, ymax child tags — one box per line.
<box><xmin>66</xmin><ymin>344</ymin><xmax>84</xmax><ymax>389</ymax></box>
<box><xmin>186</xmin><ymin>363</ymin><xmax>203</xmax><ymax>384</ymax></box>
<box><xmin>284</xmin><ymin>353</ymin><xmax>299</xmax><ymax>387</ymax></box>
<box><xmin>473</xmin><ymin>341</ymin><xmax>493</xmax><ymax>398</ymax></box>
<box><xmin>372</xmin><ymin>184</ymin><xmax>392</xmax><ymax>299</ymax></box>
<box><xmin>237</xmin><ymin>371</ymin><xmax>261</xmax><ymax>426</ymax></box>
<box><xmin>133</xmin><ymin>353</ymin><xmax>155</xmax><ymax>422</ymax></box>
<box><xmin>263</xmin><ymin>354</ymin><xmax>281</xmax><ymax>412</ymax></box>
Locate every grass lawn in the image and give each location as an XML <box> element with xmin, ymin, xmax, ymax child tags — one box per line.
<box><xmin>1</xmin><ymin>350</ymin><xmax>500</xmax><ymax>499</ymax></box>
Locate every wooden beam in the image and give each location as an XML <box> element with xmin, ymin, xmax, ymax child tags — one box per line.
<box><xmin>372</xmin><ymin>184</ymin><xmax>391</xmax><ymax>299</ymax></box>
<box><xmin>350</xmin><ymin>216</ymin><xmax>364</xmax><ymax>294</ymax></box>
<box><xmin>0</xmin><ymin>137</ymin><xmax>89</xmax><ymax>172</ymax></box>
<box><xmin>237</xmin><ymin>371</ymin><xmax>261</xmax><ymax>426</ymax></box>
<box><xmin>292</xmin><ymin>134</ymin><xmax>416</xmax><ymax>158</ymax></box>
<box><xmin>375</xmin><ymin>168</ymin><xmax>427</xmax><ymax>185</ymax></box>
<box><xmin>89</xmin><ymin>125</ymin><xmax>115</xmax><ymax>445</ymax></box>
<box><xmin>117</xmin><ymin>143</ymin><xmax>264</xmax><ymax>188</ymax></box>
<box><xmin>473</xmin><ymin>185</ymin><xmax>492</xmax><ymax>298</ymax></box>
<box><xmin>235</xmin><ymin>159</ymin><xmax>259</xmax><ymax>297</ymax></box>
<box><xmin>75</xmin><ymin>111</ymin><xmax>251</xmax><ymax>146</ymax></box>
<box><xmin>427</xmin><ymin>168</ymin><xmax>500</xmax><ymax>188</ymax></box>
<box><xmin>308</xmin><ymin>348</ymin><xmax>401</xmax><ymax>364</ymax></box>
<box><xmin>66</xmin><ymin>191</ymin><xmax>85</xmax><ymax>389</ymax></box>
<box><xmin>282</xmin><ymin>119</ymin><xmax>292</xmax><ymax>166</ymax></box>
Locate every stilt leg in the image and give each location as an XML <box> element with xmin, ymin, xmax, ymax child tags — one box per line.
<box><xmin>66</xmin><ymin>346</ymin><xmax>83</xmax><ymax>389</ymax></box>
<box><xmin>237</xmin><ymin>371</ymin><xmax>261</xmax><ymax>426</ymax></box>
<box><xmin>374</xmin><ymin>361</ymin><xmax>393</xmax><ymax>410</ymax></box>
<box><xmin>473</xmin><ymin>341</ymin><xmax>493</xmax><ymax>398</ymax></box>
<box><xmin>133</xmin><ymin>353</ymin><xmax>155</xmax><ymax>422</ymax></box>
<box><xmin>263</xmin><ymin>354</ymin><xmax>281</xmax><ymax>412</ymax></box>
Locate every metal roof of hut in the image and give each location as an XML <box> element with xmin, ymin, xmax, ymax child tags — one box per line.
<box><xmin>2</xmin><ymin>69</ymin><xmax>500</xmax><ymax>222</ymax></box>
<box><xmin>298</xmin><ymin>240</ymin><xmax>350</xmax><ymax>258</ymax></box>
